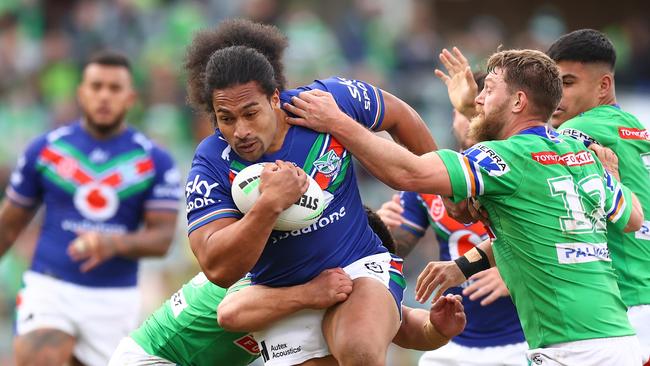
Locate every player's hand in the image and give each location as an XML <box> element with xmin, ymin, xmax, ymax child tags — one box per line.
<box><xmin>377</xmin><ymin>194</ymin><xmax>404</xmax><ymax>230</ymax></box>
<box><xmin>67</xmin><ymin>232</ymin><xmax>117</xmax><ymax>272</ymax></box>
<box><xmin>462</xmin><ymin>267</ymin><xmax>509</xmax><ymax>306</ymax></box>
<box><xmin>259</xmin><ymin>160</ymin><xmax>309</xmax><ymax>211</ymax></box>
<box><xmin>434</xmin><ymin>47</ymin><xmax>478</xmax><ymax>119</ymax></box>
<box><xmin>441</xmin><ymin>197</ymin><xmax>490</xmax><ymax>226</ymax></box>
<box><xmin>429</xmin><ymin>294</ymin><xmax>466</xmax><ymax>339</ymax></box>
<box><xmin>283</xmin><ymin>90</ymin><xmax>350</xmax><ymax>133</ymax></box>
<box><xmin>589</xmin><ymin>144</ymin><xmax>620</xmax><ymax>181</ymax></box>
<box><xmin>416</xmin><ymin>261</ymin><xmax>466</xmax><ymax>304</ymax></box>
<box><xmin>302</xmin><ymin>268</ymin><xmax>353</xmax><ymax>309</ymax></box>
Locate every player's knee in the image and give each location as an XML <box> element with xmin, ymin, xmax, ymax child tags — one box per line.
<box><xmin>15</xmin><ymin>341</ymin><xmax>67</xmax><ymax>366</ymax></box>
<box><xmin>14</xmin><ymin>330</ymin><xmax>75</xmax><ymax>366</ymax></box>
<box><xmin>335</xmin><ymin>340</ymin><xmax>385</xmax><ymax>366</ymax></box>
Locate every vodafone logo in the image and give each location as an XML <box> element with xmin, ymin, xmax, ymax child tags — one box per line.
<box><xmin>618</xmin><ymin>127</ymin><xmax>650</xmax><ymax>141</ymax></box>
<box><xmin>448</xmin><ymin>229</ymin><xmax>483</xmax><ymax>259</ymax></box>
<box><xmin>74</xmin><ymin>183</ymin><xmax>119</xmax><ymax>221</ymax></box>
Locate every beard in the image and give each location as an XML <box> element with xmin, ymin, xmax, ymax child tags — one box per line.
<box><xmin>83</xmin><ymin>109</ymin><xmax>127</xmax><ymax>137</ymax></box>
<box><xmin>468</xmin><ymin>106</ymin><xmax>508</xmax><ymax>143</ymax></box>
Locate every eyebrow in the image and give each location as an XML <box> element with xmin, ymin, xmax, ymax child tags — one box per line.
<box><xmin>216</xmin><ymin>101</ymin><xmax>260</xmax><ymax>114</ymax></box>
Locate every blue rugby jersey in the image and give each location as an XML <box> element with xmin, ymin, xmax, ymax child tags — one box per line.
<box><xmin>186</xmin><ymin>77</ymin><xmax>392</xmax><ymax>287</ymax></box>
<box><xmin>6</xmin><ymin>121</ymin><xmax>181</xmax><ymax>287</ymax></box>
<box><xmin>400</xmin><ymin>191</ymin><xmax>525</xmax><ymax>347</ymax></box>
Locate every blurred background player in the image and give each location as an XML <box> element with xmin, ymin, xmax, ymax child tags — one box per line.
<box><xmin>285</xmin><ymin>48</ymin><xmax>644</xmax><ymax>365</ymax></box>
<box><xmin>0</xmin><ymin>51</ymin><xmax>180</xmax><ymax>366</ymax></box>
<box><xmin>109</xmin><ymin>207</ymin><xmax>467</xmax><ymax>366</ymax></box>
<box><xmin>376</xmin><ymin>71</ymin><xmax>527</xmax><ymax>366</ymax></box>
<box><xmin>183</xmin><ymin>19</ymin><xmax>437</xmax><ymax>366</ymax></box>
<box><xmin>547</xmin><ymin>29</ymin><xmax>650</xmax><ymax>365</ymax></box>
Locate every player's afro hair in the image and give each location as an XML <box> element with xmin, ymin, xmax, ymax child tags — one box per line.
<box><xmin>185</xmin><ymin>19</ymin><xmax>288</xmax><ymax>114</ymax></box>
<box><xmin>364</xmin><ymin>206</ymin><xmax>396</xmax><ymax>255</ymax></box>
<box><xmin>546</xmin><ymin>29</ymin><xmax>616</xmax><ymax>70</ymax></box>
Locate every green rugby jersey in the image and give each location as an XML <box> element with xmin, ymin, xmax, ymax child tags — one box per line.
<box><xmin>558</xmin><ymin>105</ymin><xmax>650</xmax><ymax>306</ymax></box>
<box><xmin>437</xmin><ymin>125</ymin><xmax>635</xmax><ymax>349</ymax></box>
<box><xmin>130</xmin><ymin>273</ymin><xmax>259</xmax><ymax>366</ymax></box>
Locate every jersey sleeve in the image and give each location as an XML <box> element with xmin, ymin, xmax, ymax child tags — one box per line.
<box><xmin>436</xmin><ymin>143</ymin><xmax>521</xmax><ymax>202</ymax></box>
<box><xmin>5</xmin><ymin>136</ymin><xmax>47</xmax><ymax>208</ymax></box>
<box><xmin>603</xmin><ymin>170</ymin><xmax>634</xmax><ymax>232</ymax></box>
<box><xmin>558</xmin><ymin>117</ymin><xmax>614</xmax><ymax>147</ymax></box>
<box><xmin>399</xmin><ymin>191</ymin><xmax>429</xmax><ymax>237</ymax></box>
<box><xmin>185</xmin><ymin>154</ymin><xmax>243</xmax><ymax>235</ymax></box>
<box><xmin>144</xmin><ymin>147</ymin><xmax>182</xmax><ymax>212</ymax></box>
<box><xmin>225</xmin><ymin>275</ymin><xmax>252</xmax><ymax>296</ymax></box>
<box><xmin>319</xmin><ymin>77</ymin><xmax>385</xmax><ymax>131</ymax></box>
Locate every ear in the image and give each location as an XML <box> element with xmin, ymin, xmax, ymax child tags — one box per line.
<box><xmin>512</xmin><ymin>91</ymin><xmax>527</xmax><ymax>114</ymax></box>
<box><xmin>598</xmin><ymin>73</ymin><xmax>613</xmax><ymax>99</ymax></box>
<box><xmin>125</xmin><ymin>89</ymin><xmax>137</xmax><ymax>109</ymax></box>
<box><xmin>270</xmin><ymin>89</ymin><xmax>281</xmax><ymax>109</ymax></box>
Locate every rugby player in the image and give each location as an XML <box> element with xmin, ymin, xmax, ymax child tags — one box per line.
<box><xmin>183</xmin><ymin>19</ymin><xmax>437</xmax><ymax>366</ymax></box>
<box><xmin>547</xmin><ymin>29</ymin><xmax>650</xmax><ymax>365</ymax></box>
<box><xmin>284</xmin><ymin>48</ymin><xmax>645</xmax><ymax>365</ymax></box>
<box><xmin>0</xmin><ymin>51</ymin><xmax>181</xmax><ymax>366</ymax></box>
<box><xmin>109</xmin><ymin>208</ymin><xmax>467</xmax><ymax>365</ymax></box>
<box><xmin>376</xmin><ymin>72</ymin><xmax>527</xmax><ymax>366</ymax></box>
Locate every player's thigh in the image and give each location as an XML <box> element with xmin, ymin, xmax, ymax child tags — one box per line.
<box><xmin>322</xmin><ymin>277</ymin><xmax>400</xmax><ymax>358</ymax></box>
<box><xmin>14</xmin><ymin>328</ymin><xmax>76</xmax><ymax>366</ymax></box>
<box><xmin>298</xmin><ymin>355</ymin><xmax>338</xmax><ymax>366</ymax></box>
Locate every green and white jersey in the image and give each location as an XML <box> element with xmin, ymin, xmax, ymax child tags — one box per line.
<box><xmin>437</xmin><ymin>125</ymin><xmax>635</xmax><ymax>349</ymax></box>
<box><xmin>130</xmin><ymin>273</ymin><xmax>259</xmax><ymax>366</ymax></box>
<box><xmin>558</xmin><ymin>105</ymin><xmax>650</xmax><ymax>307</ymax></box>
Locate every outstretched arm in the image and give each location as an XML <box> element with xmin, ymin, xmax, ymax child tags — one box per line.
<box><xmin>217</xmin><ymin>268</ymin><xmax>353</xmax><ymax>332</ymax></box>
<box><xmin>415</xmin><ymin>239</ymin><xmax>494</xmax><ymax>303</ymax></box>
<box><xmin>393</xmin><ymin>294</ymin><xmax>465</xmax><ymax>351</ymax></box>
<box><xmin>284</xmin><ymin>91</ymin><xmax>452</xmax><ymax>195</ymax></box>
<box><xmin>379</xmin><ymin>90</ymin><xmax>438</xmax><ymax>155</ymax></box>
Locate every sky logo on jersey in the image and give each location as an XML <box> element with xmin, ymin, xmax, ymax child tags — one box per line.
<box><xmin>618</xmin><ymin>127</ymin><xmax>650</xmax><ymax>141</ymax></box>
<box><xmin>555</xmin><ymin>242</ymin><xmax>610</xmax><ymax>264</ymax></box>
<box><xmin>531</xmin><ymin>151</ymin><xmax>595</xmax><ymax>166</ymax></box>
<box><xmin>463</xmin><ymin>144</ymin><xmax>510</xmax><ymax>177</ymax></box>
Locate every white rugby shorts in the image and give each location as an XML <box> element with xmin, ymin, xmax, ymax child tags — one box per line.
<box><xmin>108</xmin><ymin>337</ymin><xmax>175</xmax><ymax>366</ymax></box>
<box><xmin>418</xmin><ymin>340</ymin><xmax>528</xmax><ymax>366</ymax></box>
<box><xmin>15</xmin><ymin>271</ymin><xmax>140</xmax><ymax>366</ymax></box>
<box><xmin>254</xmin><ymin>252</ymin><xmax>405</xmax><ymax>365</ymax></box>
<box><xmin>526</xmin><ymin>335</ymin><xmax>643</xmax><ymax>366</ymax></box>
<box><xmin>628</xmin><ymin>304</ymin><xmax>650</xmax><ymax>365</ymax></box>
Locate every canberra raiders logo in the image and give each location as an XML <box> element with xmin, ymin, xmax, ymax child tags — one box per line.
<box><xmin>74</xmin><ymin>183</ymin><xmax>119</xmax><ymax>221</ymax></box>
<box><xmin>313</xmin><ymin>150</ymin><xmax>342</xmax><ymax>177</ymax></box>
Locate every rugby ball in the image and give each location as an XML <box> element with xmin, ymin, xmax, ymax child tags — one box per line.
<box><xmin>231</xmin><ymin>163</ymin><xmax>325</xmax><ymax>231</ymax></box>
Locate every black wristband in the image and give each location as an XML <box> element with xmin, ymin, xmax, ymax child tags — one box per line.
<box><xmin>454</xmin><ymin>247</ymin><xmax>491</xmax><ymax>279</ymax></box>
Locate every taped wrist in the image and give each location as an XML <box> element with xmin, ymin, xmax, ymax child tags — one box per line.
<box><xmin>454</xmin><ymin>247</ymin><xmax>490</xmax><ymax>279</ymax></box>
<box><xmin>423</xmin><ymin>320</ymin><xmax>450</xmax><ymax>349</ymax></box>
